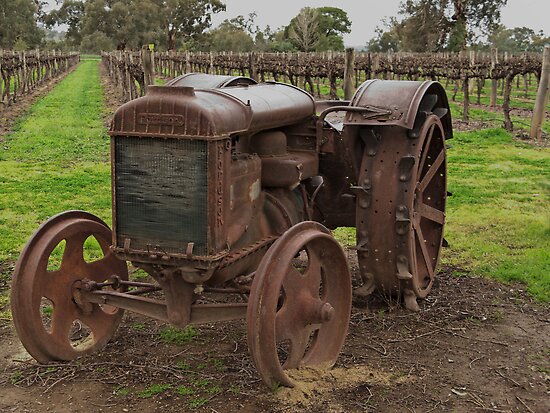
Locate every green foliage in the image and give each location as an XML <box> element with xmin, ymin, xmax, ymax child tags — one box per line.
<box><xmin>207</xmin><ymin>21</ymin><xmax>254</xmax><ymax>52</ymax></box>
<box><xmin>0</xmin><ymin>0</ymin><xmax>43</xmax><ymax>49</ymax></box>
<box><xmin>43</xmin><ymin>0</ymin><xmax>86</xmax><ymax>46</ymax></box>
<box><xmin>368</xmin><ymin>0</ymin><xmax>511</xmax><ymax>51</ymax></box>
<box><xmin>488</xmin><ymin>25</ymin><xmax>550</xmax><ymax>53</ymax></box>
<box><xmin>80</xmin><ymin>32</ymin><xmax>116</xmax><ymax>54</ymax></box>
<box><xmin>10</xmin><ymin>371</ymin><xmax>24</xmax><ymax>384</ymax></box>
<box><xmin>131</xmin><ymin>269</ymin><xmax>150</xmax><ymax>280</ymax></box>
<box><xmin>285</xmin><ymin>6</ymin><xmax>350</xmax><ymax>52</ymax></box>
<box><xmin>131</xmin><ymin>323</ymin><xmax>145</xmax><ymax>331</ymax></box>
<box><xmin>159</xmin><ymin>326</ymin><xmax>198</xmax><ymax>345</ymax></box>
<box><xmin>210</xmin><ymin>359</ymin><xmax>225</xmax><ymax>371</ymax></box>
<box><xmin>46</xmin><ymin>0</ymin><xmax>226</xmax><ymax>51</ymax></box>
<box><xmin>137</xmin><ymin>383</ymin><xmax>171</xmax><ymax>398</ymax></box>
<box><xmin>176</xmin><ymin>361</ymin><xmax>193</xmax><ymax>371</ymax></box>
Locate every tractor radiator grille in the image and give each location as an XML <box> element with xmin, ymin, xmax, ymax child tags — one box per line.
<box><xmin>114</xmin><ymin>136</ymin><xmax>208</xmax><ymax>256</ymax></box>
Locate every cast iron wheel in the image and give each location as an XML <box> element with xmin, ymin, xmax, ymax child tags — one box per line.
<box><xmin>247</xmin><ymin>221</ymin><xmax>352</xmax><ymax>388</ymax></box>
<box><xmin>11</xmin><ymin>210</ymin><xmax>128</xmax><ymax>363</ymax></box>
<box><xmin>355</xmin><ymin>95</ymin><xmax>447</xmax><ymax>311</ymax></box>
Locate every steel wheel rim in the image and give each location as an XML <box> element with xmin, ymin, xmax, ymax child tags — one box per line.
<box><xmin>410</xmin><ymin>115</ymin><xmax>446</xmax><ymax>297</ymax></box>
<box><xmin>11</xmin><ymin>211</ymin><xmax>128</xmax><ymax>363</ymax></box>
<box><xmin>247</xmin><ymin>221</ymin><xmax>352</xmax><ymax>388</ymax></box>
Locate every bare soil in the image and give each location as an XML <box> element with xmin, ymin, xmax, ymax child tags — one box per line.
<box><xmin>1</xmin><ymin>265</ymin><xmax>548</xmax><ymax>413</ymax></box>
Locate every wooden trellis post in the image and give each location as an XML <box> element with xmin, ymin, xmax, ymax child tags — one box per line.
<box><xmin>530</xmin><ymin>45</ymin><xmax>550</xmax><ymax>141</ymax></box>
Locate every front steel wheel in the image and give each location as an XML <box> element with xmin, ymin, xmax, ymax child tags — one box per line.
<box><xmin>247</xmin><ymin>221</ymin><xmax>352</xmax><ymax>388</ymax></box>
<box><xmin>11</xmin><ymin>211</ymin><xmax>128</xmax><ymax>363</ymax></box>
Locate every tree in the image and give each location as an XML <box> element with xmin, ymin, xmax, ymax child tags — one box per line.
<box><xmin>287</xmin><ymin>7</ymin><xmax>320</xmax><ymax>52</ymax></box>
<box><xmin>446</xmin><ymin>0</ymin><xmax>508</xmax><ymax>51</ymax></box>
<box><xmin>45</xmin><ymin>0</ymin><xmax>224</xmax><ymax>51</ymax></box>
<box><xmin>43</xmin><ymin>0</ymin><xmax>85</xmax><ymax>46</ymax></box>
<box><xmin>0</xmin><ymin>0</ymin><xmax>43</xmax><ymax>49</ymax></box>
<box><xmin>489</xmin><ymin>25</ymin><xmax>550</xmax><ymax>53</ymax></box>
<box><xmin>367</xmin><ymin>20</ymin><xmax>401</xmax><ymax>52</ymax></box>
<box><xmin>80</xmin><ymin>31</ymin><xmax>115</xmax><ymax>53</ymax></box>
<box><xmin>367</xmin><ymin>0</ymin><xmax>508</xmax><ymax>51</ymax></box>
<box><xmin>155</xmin><ymin>0</ymin><xmax>226</xmax><ymax>50</ymax></box>
<box><xmin>316</xmin><ymin>7</ymin><xmax>351</xmax><ymax>51</ymax></box>
<box><xmin>286</xmin><ymin>6</ymin><xmax>350</xmax><ymax>52</ymax></box>
<box><xmin>396</xmin><ymin>0</ymin><xmax>449</xmax><ymax>52</ymax></box>
<box><xmin>206</xmin><ymin>21</ymin><xmax>254</xmax><ymax>52</ymax></box>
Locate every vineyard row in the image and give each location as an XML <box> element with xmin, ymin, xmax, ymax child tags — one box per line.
<box><xmin>102</xmin><ymin>50</ymin><xmax>545</xmax><ymax>130</ymax></box>
<box><xmin>0</xmin><ymin>50</ymin><xmax>80</xmax><ymax>110</ymax></box>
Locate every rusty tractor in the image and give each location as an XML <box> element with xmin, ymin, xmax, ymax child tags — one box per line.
<box><xmin>11</xmin><ymin>72</ymin><xmax>452</xmax><ymax>388</ymax></box>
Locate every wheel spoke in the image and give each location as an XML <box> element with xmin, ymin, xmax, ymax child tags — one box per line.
<box><xmin>61</xmin><ymin>233</ymin><xmax>87</xmax><ymax>268</ymax></box>
<box><xmin>37</xmin><ymin>270</ymin><xmax>60</xmax><ymax>303</ymax></box>
<box><xmin>275</xmin><ymin>305</ymin><xmax>295</xmax><ymax>342</ymax></box>
<box><xmin>51</xmin><ymin>307</ymin><xmax>76</xmax><ymax>340</ymax></box>
<box><xmin>284</xmin><ymin>326</ymin><xmax>315</xmax><ymax>369</ymax></box>
<box><xmin>83</xmin><ymin>255</ymin><xmax>119</xmax><ymax>282</ymax></box>
<box><xmin>304</xmin><ymin>245</ymin><xmax>322</xmax><ymax>298</ymax></box>
<box><xmin>413</xmin><ymin>221</ymin><xmax>434</xmax><ymax>278</ymax></box>
<box><xmin>418</xmin><ymin>124</ymin><xmax>435</xmax><ymax>174</ymax></box>
<box><xmin>419</xmin><ymin>149</ymin><xmax>445</xmax><ymax>192</ymax></box>
<box><xmin>419</xmin><ymin>202</ymin><xmax>445</xmax><ymax>225</ymax></box>
<box><xmin>78</xmin><ymin>306</ymin><xmax>116</xmax><ymax>341</ymax></box>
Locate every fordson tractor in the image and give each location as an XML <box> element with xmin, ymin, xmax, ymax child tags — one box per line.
<box><xmin>11</xmin><ymin>72</ymin><xmax>451</xmax><ymax>388</ymax></box>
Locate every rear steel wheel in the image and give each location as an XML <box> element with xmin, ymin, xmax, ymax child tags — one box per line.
<box><xmin>355</xmin><ymin>95</ymin><xmax>447</xmax><ymax>311</ymax></box>
<box><xmin>247</xmin><ymin>221</ymin><xmax>351</xmax><ymax>388</ymax></box>
<box><xmin>11</xmin><ymin>211</ymin><xmax>128</xmax><ymax>363</ymax></box>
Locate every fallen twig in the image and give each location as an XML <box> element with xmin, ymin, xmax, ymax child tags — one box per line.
<box><xmin>495</xmin><ymin>369</ymin><xmax>523</xmax><ymax>388</ymax></box>
<box><xmin>445</xmin><ymin>330</ymin><xmax>509</xmax><ymax>347</ymax></box>
<box><xmin>388</xmin><ymin>328</ymin><xmax>443</xmax><ymax>342</ymax></box>
<box><xmin>515</xmin><ymin>396</ymin><xmax>534</xmax><ymax>413</ymax></box>
<box><xmin>469</xmin><ymin>355</ymin><xmax>485</xmax><ymax>369</ymax></box>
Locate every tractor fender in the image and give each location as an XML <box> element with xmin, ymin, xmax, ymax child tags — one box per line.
<box><xmin>345</xmin><ymin>79</ymin><xmax>452</xmax><ymax>140</ymax></box>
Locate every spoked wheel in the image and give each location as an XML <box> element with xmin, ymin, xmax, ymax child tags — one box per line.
<box><xmin>355</xmin><ymin>94</ymin><xmax>447</xmax><ymax>311</ymax></box>
<box><xmin>11</xmin><ymin>210</ymin><xmax>128</xmax><ymax>363</ymax></box>
<box><xmin>247</xmin><ymin>221</ymin><xmax>352</xmax><ymax>388</ymax></box>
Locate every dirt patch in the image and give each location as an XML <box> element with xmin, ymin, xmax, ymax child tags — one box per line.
<box><xmin>0</xmin><ymin>66</ymin><xmax>78</xmax><ymax>140</ymax></box>
<box><xmin>1</xmin><ymin>266</ymin><xmax>548</xmax><ymax>413</ymax></box>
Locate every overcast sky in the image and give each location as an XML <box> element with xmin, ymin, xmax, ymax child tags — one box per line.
<box><xmin>44</xmin><ymin>0</ymin><xmax>550</xmax><ymax>47</ymax></box>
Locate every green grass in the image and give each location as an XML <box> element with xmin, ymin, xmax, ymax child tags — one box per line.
<box><xmin>0</xmin><ymin>60</ymin><xmax>110</xmax><ymax>309</ymax></box>
<box><xmin>0</xmin><ymin>61</ymin><xmax>111</xmax><ymax>264</ymax></box>
<box><xmin>159</xmin><ymin>325</ymin><xmax>198</xmax><ymax>345</ymax></box>
<box><xmin>443</xmin><ymin>128</ymin><xmax>550</xmax><ymax>301</ymax></box>
<box><xmin>137</xmin><ymin>383</ymin><xmax>171</xmax><ymax>398</ymax></box>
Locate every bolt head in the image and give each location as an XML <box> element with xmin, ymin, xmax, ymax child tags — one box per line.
<box><xmin>320</xmin><ymin>302</ymin><xmax>335</xmax><ymax>322</ymax></box>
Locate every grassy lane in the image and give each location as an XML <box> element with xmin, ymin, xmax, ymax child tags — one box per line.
<box><xmin>0</xmin><ymin>60</ymin><xmax>111</xmax><ymax>273</ymax></box>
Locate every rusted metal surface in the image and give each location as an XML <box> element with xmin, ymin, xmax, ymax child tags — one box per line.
<box><xmin>349</xmin><ymin>97</ymin><xmax>448</xmax><ymax>310</ymax></box>
<box><xmin>12</xmin><ymin>74</ymin><xmax>452</xmax><ymax>389</ymax></box>
<box><xmin>247</xmin><ymin>221</ymin><xmax>351</xmax><ymax>388</ymax></box>
<box><xmin>347</xmin><ymin>79</ymin><xmax>453</xmax><ymax>139</ymax></box>
<box><xmin>166</xmin><ymin>72</ymin><xmax>257</xmax><ymax>88</ymax></box>
<box><xmin>11</xmin><ymin>211</ymin><xmax>128</xmax><ymax>363</ymax></box>
<box><xmin>109</xmin><ymin>83</ymin><xmax>315</xmax><ymax>139</ymax></box>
